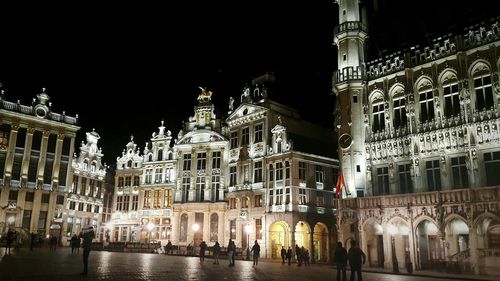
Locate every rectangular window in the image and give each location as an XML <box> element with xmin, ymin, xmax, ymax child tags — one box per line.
<box><xmin>22</xmin><ymin>210</ymin><xmax>32</xmax><ymax>229</ymax></box>
<box><xmin>254</xmin><ymin>161</ymin><xmax>262</xmax><ymax>182</ymax></box>
<box><xmin>393</xmin><ymin>96</ymin><xmax>407</xmax><ymax>128</ymax></box>
<box><xmin>133</xmin><ymin>176</ymin><xmax>140</xmax><ymax>186</ymax></box>
<box><xmin>155</xmin><ymin>168</ymin><xmax>163</xmax><ymax>183</ymax></box>
<box><xmin>72</xmin><ymin>175</ymin><xmax>79</xmax><ymax>193</ymax></box>
<box><xmin>86</xmin><ymin>204</ymin><xmax>92</xmax><ymax>212</ymax></box>
<box><xmin>182</xmin><ymin>177</ymin><xmax>190</xmax><ymax>202</ymax></box>
<box><xmin>212</xmin><ymin>175</ymin><xmax>220</xmax><ymax>201</ymax></box>
<box><xmin>315</xmin><ymin>165</ymin><xmax>324</xmax><ymax>183</ymax></box>
<box><xmin>276</xmin><ymin>162</ymin><xmax>283</xmax><ymax>180</ymax></box>
<box><xmin>376</xmin><ymin>167</ymin><xmax>390</xmax><ymax>195</ymax></box>
<box><xmin>299</xmin><ymin>188</ymin><xmax>307</xmax><ymax>204</ymax></box>
<box><xmin>123</xmin><ymin>195</ymin><xmax>130</xmax><ymax>211</ymax></box>
<box><xmin>372</xmin><ymin>102</ymin><xmax>385</xmax><ymax>131</ymax></box>
<box><xmin>153</xmin><ymin>190</ymin><xmax>161</xmax><ymax>208</ymax></box>
<box><xmin>229</xmin><ymin>166</ymin><xmax>237</xmax><ymax>186</ymax></box>
<box><xmin>197</xmin><ymin>152</ymin><xmax>207</xmax><ymax>170</ymax></box>
<box><xmin>426</xmin><ymin>160</ymin><xmax>442</xmax><ymax>191</ymax></box>
<box><xmin>196</xmin><ymin>176</ymin><xmax>205</xmax><ymax>201</ymax></box>
<box><xmin>484</xmin><ymin>151</ymin><xmax>500</xmax><ymax>186</ymax></box>
<box><xmin>241</xmin><ymin>197</ymin><xmax>248</xmax><ymax>208</ymax></box>
<box><xmin>254</xmin><ymin>124</ymin><xmax>263</xmax><ymax>143</ymax></box>
<box><xmin>316</xmin><ymin>192</ymin><xmax>324</xmax><ymax>207</ymax></box>
<box><xmin>269</xmin><ymin>164</ymin><xmax>274</xmax><ymax>181</ymax></box>
<box><xmin>230</xmin><ymin>131</ymin><xmax>238</xmax><ymax>149</ymax></box>
<box><xmin>254</xmin><ymin>195</ymin><xmax>262</xmax><ymax>207</ymax></box>
<box><xmin>69</xmin><ymin>201</ymin><xmax>76</xmax><ymax>210</ymax></box>
<box><xmin>125</xmin><ymin>176</ymin><xmax>131</xmax><ymax>186</ymax></box>
<box><xmin>78</xmin><ymin>203</ymin><xmax>84</xmax><ymax>211</ymax></box>
<box><xmin>298</xmin><ymin>162</ymin><xmax>306</xmax><ymax>180</ymax></box>
<box><xmin>9</xmin><ymin>190</ymin><xmax>18</xmax><ymax>201</ymax></box>
<box><xmin>419</xmin><ymin>89</ymin><xmax>435</xmax><ymax>122</ymax></box>
<box><xmin>145</xmin><ymin>169</ymin><xmax>153</xmax><ymax>184</ymax></box>
<box><xmin>285</xmin><ymin>161</ymin><xmax>290</xmax><ymax>179</ymax></box>
<box><xmin>444</xmin><ymin>83</ymin><xmax>460</xmax><ymax>117</ymax></box>
<box><xmin>56</xmin><ymin>195</ymin><xmax>64</xmax><ymax>205</ymax></box>
<box><xmin>451</xmin><ymin>156</ymin><xmax>468</xmax><ymax>189</ymax></box>
<box><xmin>41</xmin><ymin>193</ymin><xmax>50</xmax><ymax>204</ymax></box>
<box><xmin>25</xmin><ymin>192</ymin><xmax>34</xmax><ymax>202</ymax></box>
<box><xmin>37</xmin><ymin>211</ymin><xmax>47</xmax><ymax>230</ymax></box>
<box><xmin>144</xmin><ymin>190</ymin><xmax>151</xmax><ymax>208</ymax></box>
<box><xmin>80</xmin><ymin>177</ymin><xmax>87</xmax><ymax>195</ymax></box>
<box><xmin>255</xmin><ymin>218</ymin><xmax>262</xmax><ymax>239</ymax></box>
<box><xmin>164</xmin><ymin>189</ymin><xmax>172</xmax><ymax>208</ymax></box>
<box><xmin>475</xmin><ymin>74</ymin><xmax>493</xmax><ymax>111</ymax></box>
<box><xmin>118</xmin><ymin>177</ymin><xmax>124</xmax><ymax>187</ymax></box>
<box><xmin>132</xmin><ymin>195</ymin><xmax>139</xmax><ymax>211</ymax></box>
<box><xmin>268</xmin><ymin>190</ymin><xmax>274</xmax><ymax>206</ymax></box>
<box><xmin>398</xmin><ymin>164</ymin><xmax>413</xmax><ymax>193</ymax></box>
<box><xmin>94</xmin><ymin>205</ymin><xmax>100</xmax><ymax>213</ymax></box>
<box><xmin>275</xmin><ymin>188</ymin><xmax>283</xmax><ymax>204</ymax></box>
<box><xmin>229</xmin><ymin>198</ymin><xmax>237</xmax><ymax>209</ymax></box>
<box><xmin>241</xmin><ymin>127</ymin><xmax>249</xmax><ymax>146</ymax></box>
<box><xmin>183</xmin><ymin>154</ymin><xmax>191</xmax><ymax>171</ymax></box>
<box><xmin>212</xmin><ymin>151</ymin><xmax>221</xmax><ymax>169</ymax></box>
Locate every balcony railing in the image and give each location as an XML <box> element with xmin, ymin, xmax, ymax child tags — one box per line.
<box><xmin>334</xmin><ymin>21</ymin><xmax>367</xmax><ymax>34</ymax></box>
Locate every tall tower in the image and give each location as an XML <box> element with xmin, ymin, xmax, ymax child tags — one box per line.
<box><xmin>332</xmin><ymin>0</ymin><xmax>368</xmax><ymax>197</ymax></box>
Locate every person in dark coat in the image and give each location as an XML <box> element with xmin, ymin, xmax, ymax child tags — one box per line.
<box><xmin>71</xmin><ymin>234</ymin><xmax>79</xmax><ymax>254</ymax></box>
<box><xmin>347</xmin><ymin>240</ymin><xmax>366</xmax><ymax>281</ymax></box>
<box><xmin>199</xmin><ymin>241</ymin><xmax>207</xmax><ymax>262</ymax></box>
<box><xmin>5</xmin><ymin>229</ymin><xmax>15</xmax><ymax>255</ymax></box>
<box><xmin>212</xmin><ymin>241</ymin><xmax>221</xmax><ymax>264</ymax></box>
<box><xmin>335</xmin><ymin>242</ymin><xmax>348</xmax><ymax>281</ymax></box>
<box><xmin>286</xmin><ymin>247</ymin><xmax>292</xmax><ymax>265</ymax></box>
<box><xmin>227</xmin><ymin>239</ymin><xmax>236</xmax><ymax>266</ymax></box>
<box><xmin>80</xmin><ymin>226</ymin><xmax>95</xmax><ymax>275</ymax></box>
<box><xmin>250</xmin><ymin>240</ymin><xmax>260</xmax><ymax>267</ymax></box>
<box><xmin>280</xmin><ymin>246</ymin><xmax>287</xmax><ymax>264</ymax></box>
<box><xmin>295</xmin><ymin>244</ymin><xmax>302</xmax><ymax>266</ymax></box>
<box><xmin>30</xmin><ymin>232</ymin><xmax>37</xmax><ymax>251</ymax></box>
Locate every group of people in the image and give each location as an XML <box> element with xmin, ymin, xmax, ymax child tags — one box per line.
<box><xmin>335</xmin><ymin>240</ymin><xmax>366</xmax><ymax>281</ymax></box>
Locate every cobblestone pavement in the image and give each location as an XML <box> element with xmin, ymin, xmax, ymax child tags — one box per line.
<box><xmin>0</xmin><ymin>247</ymin><xmax>494</xmax><ymax>281</ymax></box>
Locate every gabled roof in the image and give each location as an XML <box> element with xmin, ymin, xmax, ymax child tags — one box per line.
<box><xmin>226</xmin><ymin>103</ymin><xmax>268</xmax><ymax>126</ymax></box>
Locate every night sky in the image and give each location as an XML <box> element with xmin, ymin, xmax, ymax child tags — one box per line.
<box><xmin>0</xmin><ymin>1</ymin><xmax>497</xmax><ymax>165</ymax></box>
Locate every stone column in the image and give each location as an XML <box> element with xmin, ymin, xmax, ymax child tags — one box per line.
<box><xmin>65</xmin><ymin>136</ymin><xmax>76</xmax><ymax>188</ymax></box>
<box><xmin>469</xmin><ymin>228</ymin><xmax>480</xmax><ymax>275</ymax></box>
<box><xmin>36</xmin><ymin>130</ymin><xmax>50</xmax><ymax>188</ymax></box>
<box><xmin>4</xmin><ymin>123</ymin><xmax>19</xmax><ymax>183</ymax></box>
<box><xmin>51</xmin><ymin>132</ymin><xmax>65</xmax><ymax>190</ymax></box>
<box><xmin>20</xmin><ymin>127</ymin><xmax>35</xmax><ymax>186</ymax></box>
<box><xmin>309</xmin><ymin>230</ymin><xmax>315</xmax><ymax>263</ymax></box>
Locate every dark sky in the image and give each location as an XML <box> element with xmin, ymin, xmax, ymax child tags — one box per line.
<box><xmin>0</xmin><ymin>1</ymin><xmax>497</xmax><ymax>165</ymax></box>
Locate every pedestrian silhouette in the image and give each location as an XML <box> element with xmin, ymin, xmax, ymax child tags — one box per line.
<box><xmin>347</xmin><ymin>240</ymin><xmax>366</xmax><ymax>281</ymax></box>
<box><xmin>335</xmin><ymin>242</ymin><xmax>348</xmax><ymax>281</ymax></box>
<box><xmin>250</xmin><ymin>240</ymin><xmax>260</xmax><ymax>267</ymax></box>
<box><xmin>80</xmin><ymin>226</ymin><xmax>95</xmax><ymax>275</ymax></box>
<box><xmin>281</xmin><ymin>246</ymin><xmax>286</xmax><ymax>264</ymax></box>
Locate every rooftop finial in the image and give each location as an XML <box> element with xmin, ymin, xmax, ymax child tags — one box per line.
<box><xmin>130</xmin><ymin>135</ymin><xmax>134</xmax><ymax>142</ymax></box>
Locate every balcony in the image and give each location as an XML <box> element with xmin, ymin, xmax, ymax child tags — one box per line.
<box><xmin>334</xmin><ymin>21</ymin><xmax>367</xmax><ymax>34</ymax></box>
<box><xmin>333</xmin><ymin>66</ymin><xmax>364</xmax><ymax>84</ymax></box>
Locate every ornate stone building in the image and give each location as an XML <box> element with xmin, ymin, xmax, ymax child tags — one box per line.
<box><xmin>0</xmin><ymin>88</ymin><xmax>79</xmax><ymax>240</ymax></box>
<box><xmin>225</xmin><ymin>74</ymin><xmax>338</xmax><ymax>261</ymax></box>
<box><xmin>64</xmin><ymin>129</ymin><xmax>106</xmax><ymax>243</ymax></box>
<box><xmin>333</xmin><ymin>0</ymin><xmax>500</xmax><ymax>275</ymax></box>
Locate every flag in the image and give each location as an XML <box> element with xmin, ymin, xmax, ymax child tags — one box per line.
<box><xmin>335</xmin><ymin>169</ymin><xmax>346</xmax><ymax>198</ymax></box>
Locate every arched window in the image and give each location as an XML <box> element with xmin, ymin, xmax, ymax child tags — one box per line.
<box><xmin>180</xmin><ymin>214</ymin><xmax>188</xmax><ymax>242</ymax></box>
<box><xmin>127</xmin><ymin>160</ymin><xmax>132</xmax><ymax>168</ymax></box>
<box><xmin>83</xmin><ymin>159</ymin><xmax>89</xmax><ymax>170</ymax></box>
<box><xmin>371</xmin><ymin>93</ymin><xmax>385</xmax><ymax>131</ymax></box>
<box><xmin>90</xmin><ymin>162</ymin><xmax>97</xmax><ymax>172</ymax></box>
<box><xmin>417</xmin><ymin>79</ymin><xmax>435</xmax><ymax>122</ymax></box>
<box><xmin>443</xmin><ymin>81</ymin><xmax>460</xmax><ymax>117</ymax></box>
<box><xmin>391</xmin><ymin>86</ymin><xmax>407</xmax><ymax>128</ymax></box>
<box><xmin>157</xmin><ymin>149</ymin><xmax>163</xmax><ymax>161</ymax></box>
<box><xmin>472</xmin><ymin>63</ymin><xmax>493</xmax><ymax>110</ymax></box>
<box><xmin>210</xmin><ymin>213</ymin><xmax>219</xmax><ymax>242</ymax></box>
<box><xmin>148</xmin><ymin>154</ymin><xmax>153</xmax><ymax>162</ymax></box>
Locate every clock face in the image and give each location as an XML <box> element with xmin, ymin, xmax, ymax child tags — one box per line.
<box><xmin>339</xmin><ymin>133</ymin><xmax>353</xmax><ymax>149</ymax></box>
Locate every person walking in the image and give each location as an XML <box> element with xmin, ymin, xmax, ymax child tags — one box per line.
<box><xmin>80</xmin><ymin>226</ymin><xmax>95</xmax><ymax>275</ymax></box>
<box><xmin>335</xmin><ymin>242</ymin><xmax>348</xmax><ymax>281</ymax></box>
<box><xmin>199</xmin><ymin>241</ymin><xmax>207</xmax><ymax>262</ymax></box>
<box><xmin>286</xmin><ymin>247</ymin><xmax>292</xmax><ymax>266</ymax></box>
<box><xmin>30</xmin><ymin>232</ymin><xmax>37</xmax><ymax>251</ymax></box>
<box><xmin>227</xmin><ymin>239</ymin><xmax>236</xmax><ymax>266</ymax></box>
<box><xmin>250</xmin><ymin>240</ymin><xmax>260</xmax><ymax>267</ymax></box>
<box><xmin>5</xmin><ymin>229</ymin><xmax>15</xmax><ymax>255</ymax></box>
<box><xmin>295</xmin><ymin>244</ymin><xmax>302</xmax><ymax>266</ymax></box>
<box><xmin>212</xmin><ymin>241</ymin><xmax>221</xmax><ymax>265</ymax></box>
<box><xmin>347</xmin><ymin>240</ymin><xmax>366</xmax><ymax>281</ymax></box>
<box><xmin>71</xmin><ymin>234</ymin><xmax>79</xmax><ymax>254</ymax></box>
<box><xmin>280</xmin><ymin>246</ymin><xmax>287</xmax><ymax>264</ymax></box>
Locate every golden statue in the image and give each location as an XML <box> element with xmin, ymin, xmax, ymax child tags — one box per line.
<box><xmin>198</xmin><ymin>87</ymin><xmax>213</xmax><ymax>102</ymax></box>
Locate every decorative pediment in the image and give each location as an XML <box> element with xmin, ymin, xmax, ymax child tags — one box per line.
<box><xmin>226</xmin><ymin>104</ymin><xmax>267</xmax><ymax>126</ymax></box>
<box><xmin>176</xmin><ymin>129</ymin><xmax>226</xmax><ymax>145</ymax></box>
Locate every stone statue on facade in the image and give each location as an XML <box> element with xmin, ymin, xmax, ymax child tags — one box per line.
<box><xmin>197</xmin><ymin>87</ymin><xmax>213</xmax><ymax>102</ymax></box>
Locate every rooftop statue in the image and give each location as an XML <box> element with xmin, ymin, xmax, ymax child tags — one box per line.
<box><xmin>197</xmin><ymin>87</ymin><xmax>213</xmax><ymax>102</ymax></box>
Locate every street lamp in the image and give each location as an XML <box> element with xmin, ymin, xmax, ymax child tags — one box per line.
<box><xmin>245</xmin><ymin>224</ymin><xmax>251</xmax><ymax>261</ymax></box>
<box><xmin>388</xmin><ymin>225</ymin><xmax>399</xmax><ymax>273</ymax></box>
<box><xmin>146</xmin><ymin>222</ymin><xmax>155</xmax><ymax>244</ymax></box>
<box><xmin>192</xmin><ymin>223</ymin><xmax>199</xmax><ymax>256</ymax></box>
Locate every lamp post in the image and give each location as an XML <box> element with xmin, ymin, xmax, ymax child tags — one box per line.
<box><xmin>192</xmin><ymin>223</ymin><xmax>199</xmax><ymax>256</ymax></box>
<box><xmin>146</xmin><ymin>222</ymin><xmax>155</xmax><ymax>244</ymax></box>
<box><xmin>245</xmin><ymin>224</ymin><xmax>251</xmax><ymax>261</ymax></box>
<box><xmin>388</xmin><ymin>225</ymin><xmax>399</xmax><ymax>273</ymax></box>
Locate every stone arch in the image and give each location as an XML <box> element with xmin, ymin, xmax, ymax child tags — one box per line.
<box><xmin>339</xmin><ymin>217</ymin><xmax>357</xmax><ymax>248</ymax></box>
<box><xmin>468</xmin><ymin>59</ymin><xmax>491</xmax><ymax>76</ymax></box>
<box><xmin>313</xmin><ymin>222</ymin><xmax>329</xmax><ymax>262</ymax></box>
<box><xmin>416</xmin><ymin>219</ymin><xmax>442</xmax><ymax>270</ymax></box>
<box><xmin>415</xmin><ymin>75</ymin><xmax>434</xmax><ymax>92</ymax></box>
<box><xmin>444</xmin><ymin>216</ymin><xmax>470</xmax><ymax>258</ymax></box>
<box><xmin>438</xmin><ymin>68</ymin><xmax>458</xmax><ymax>86</ymax></box>
<box><xmin>369</xmin><ymin>89</ymin><xmax>385</xmax><ymax>103</ymax></box>
<box><xmin>362</xmin><ymin>218</ymin><xmax>384</xmax><ymax>268</ymax></box>
<box><xmin>388</xmin><ymin>83</ymin><xmax>405</xmax><ymax>98</ymax></box>
<box><xmin>385</xmin><ymin>217</ymin><xmax>412</xmax><ymax>272</ymax></box>
<box><xmin>294</xmin><ymin>221</ymin><xmax>312</xmax><ymax>253</ymax></box>
<box><xmin>269</xmin><ymin>220</ymin><xmax>291</xmax><ymax>259</ymax></box>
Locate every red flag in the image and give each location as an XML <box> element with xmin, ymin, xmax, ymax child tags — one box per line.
<box><xmin>335</xmin><ymin>169</ymin><xmax>345</xmax><ymax>198</ymax></box>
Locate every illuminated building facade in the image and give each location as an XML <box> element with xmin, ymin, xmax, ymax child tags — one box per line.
<box><xmin>333</xmin><ymin>0</ymin><xmax>500</xmax><ymax>274</ymax></box>
<box><xmin>0</xmin><ymin>88</ymin><xmax>79</xmax><ymax>240</ymax></box>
